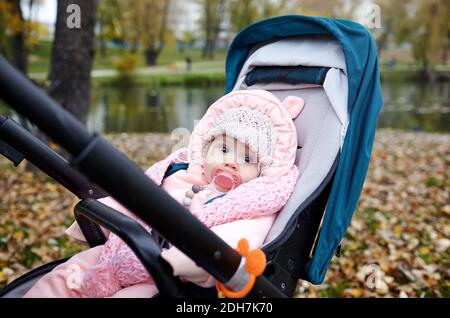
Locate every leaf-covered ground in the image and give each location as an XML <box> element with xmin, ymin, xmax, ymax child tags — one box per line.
<box><xmin>0</xmin><ymin>129</ymin><xmax>448</xmax><ymax>297</ymax></box>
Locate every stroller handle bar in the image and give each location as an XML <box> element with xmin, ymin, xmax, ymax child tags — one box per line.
<box><xmin>0</xmin><ymin>57</ymin><xmax>285</xmax><ymax>298</ymax></box>
<box><xmin>0</xmin><ymin>115</ymin><xmax>107</xmax><ymax>199</ymax></box>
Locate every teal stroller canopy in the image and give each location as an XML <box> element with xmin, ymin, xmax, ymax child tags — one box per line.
<box><xmin>225</xmin><ymin>15</ymin><xmax>382</xmax><ymax>284</ymax></box>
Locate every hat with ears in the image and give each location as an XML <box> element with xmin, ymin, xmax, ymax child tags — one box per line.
<box><xmin>188</xmin><ymin>90</ymin><xmax>304</xmax><ymax>177</ymax></box>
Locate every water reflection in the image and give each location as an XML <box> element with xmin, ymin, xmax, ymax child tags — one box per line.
<box><xmin>1</xmin><ymin>81</ymin><xmax>448</xmax><ymax>133</ymax></box>
<box><xmin>378</xmin><ymin>81</ymin><xmax>449</xmax><ymax>132</ymax></box>
<box><xmin>88</xmin><ymin>81</ymin><xmax>449</xmax><ymax>133</ymax></box>
<box><xmin>87</xmin><ymin>86</ymin><xmax>224</xmax><ymax>133</ymax></box>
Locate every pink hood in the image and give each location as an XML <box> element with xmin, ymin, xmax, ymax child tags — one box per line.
<box><xmin>188</xmin><ymin>90</ymin><xmax>304</xmax><ymax>177</ymax></box>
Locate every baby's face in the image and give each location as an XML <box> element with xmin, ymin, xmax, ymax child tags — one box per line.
<box><xmin>204</xmin><ymin>135</ymin><xmax>260</xmax><ymax>185</ymax></box>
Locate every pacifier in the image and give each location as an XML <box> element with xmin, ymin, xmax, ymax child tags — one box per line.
<box><xmin>211</xmin><ymin>166</ymin><xmax>241</xmax><ymax>192</ymax></box>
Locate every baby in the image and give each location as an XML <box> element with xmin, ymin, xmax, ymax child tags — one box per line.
<box><xmin>23</xmin><ymin>90</ymin><xmax>304</xmax><ymax>298</ymax></box>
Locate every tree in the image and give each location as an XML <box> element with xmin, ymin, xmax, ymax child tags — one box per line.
<box><xmin>374</xmin><ymin>0</ymin><xmax>412</xmax><ymax>57</ymax></box>
<box><xmin>8</xmin><ymin>0</ymin><xmax>27</xmax><ymax>73</ymax></box>
<box><xmin>375</xmin><ymin>0</ymin><xmax>449</xmax><ymax>72</ymax></box>
<box><xmin>96</xmin><ymin>0</ymin><xmax>124</xmax><ymax>56</ymax></box>
<box><xmin>229</xmin><ymin>0</ymin><xmax>258</xmax><ymax>33</ymax></box>
<box><xmin>48</xmin><ymin>0</ymin><xmax>98</xmax><ymax>124</ymax></box>
<box><xmin>395</xmin><ymin>0</ymin><xmax>449</xmax><ymax>71</ymax></box>
<box><xmin>93</xmin><ymin>0</ymin><xmax>173</xmax><ymax>65</ymax></box>
<box><xmin>260</xmin><ymin>0</ymin><xmax>291</xmax><ymax>18</ymax></box>
<box><xmin>0</xmin><ymin>0</ymin><xmax>42</xmax><ymax>74</ymax></box>
<box><xmin>182</xmin><ymin>31</ymin><xmax>196</xmax><ymax>51</ymax></box>
<box><xmin>129</xmin><ymin>0</ymin><xmax>172</xmax><ymax>65</ymax></box>
<box><xmin>228</xmin><ymin>0</ymin><xmax>290</xmax><ymax>33</ymax></box>
<box><xmin>199</xmin><ymin>0</ymin><xmax>226</xmax><ymax>59</ymax></box>
<box><xmin>290</xmin><ymin>0</ymin><xmax>359</xmax><ymax>19</ymax></box>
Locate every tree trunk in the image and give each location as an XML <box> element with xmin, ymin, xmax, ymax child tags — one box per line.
<box><xmin>443</xmin><ymin>31</ymin><xmax>450</xmax><ymax>65</ymax></box>
<box><xmin>98</xmin><ymin>18</ymin><xmax>107</xmax><ymax>57</ymax></box>
<box><xmin>202</xmin><ymin>40</ymin><xmax>211</xmax><ymax>59</ymax></box>
<box><xmin>11</xmin><ymin>32</ymin><xmax>28</xmax><ymax>74</ymax></box>
<box><xmin>203</xmin><ymin>39</ymin><xmax>215</xmax><ymax>59</ymax></box>
<box><xmin>9</xmin><ymin>0</ymin><xmax>28</xmax><ymax>74</ymax></box>
<box><xmin>48</xmin><ymin>0</ymin><xmax>98</xmax><ymax>125</ymax></box>
<box><xmin>201</xmin><ymin>0</ymin><xmax>225</xmax><ymax>60</ymax></box>
<box><xmin>144</xmin><ymin>49</ymin><xmax>160</xmax><ymax>66</ymax></box>
<box><xmin>143</xmin><ymin>0</ymin><xmax>170</xmax><ymax>65</ymax></box>
<box><xmin>202</xmin><ymin>0</ymin><xmax>212</xmax><ymax>59</ymax></box>
<box><xmin>130</xmin><ymin>38</ymin><xmax>139</xmax><ymax>54</ymax></box>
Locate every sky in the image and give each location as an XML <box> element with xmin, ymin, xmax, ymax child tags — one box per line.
<box><xmin>22</xmin><ymin>0</ymin><xmax>57</xmax><ymax>26</ymax></box>
<box><xmin>21</xmin><ymin>0</ymin><xmax>200</xmax><ymax>36</ymax></box>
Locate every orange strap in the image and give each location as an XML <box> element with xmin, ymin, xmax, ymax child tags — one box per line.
<box><xmin>216</xmin><ymin>239</ymin><xmax>266</xmax><ymax>298</ymax></box>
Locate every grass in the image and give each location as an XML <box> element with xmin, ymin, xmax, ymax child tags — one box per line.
<box><xmin>95</xmin><ymin>45</ymin><xmax>227</xmax><ymax>69</ymax></box>
<box><xmin>20</xmin><ymin>245</ymin><xmax>41</xmax><ymax>268</ymax></box>
<box><xmin>425</xmin><ymin>176</ymin><xmax>439</xmax><ymax>187</ymax></box>
<box><xmin>153</xmin><ymin>47</ymin><xmax>227</xmax><ymax>66</ymax></box>
<box><xmin>317</xmin><ymin>282</ymin><xmax>350</xmax><ymax>298</ymax></box>
<box><xmin>360</xmin><ymin>209</ymin><xmax>378</xmax><ymax>235</ymax></box>
<box><xmin>27</xmin><ymin>40</ymin><xmax>52</xmax><ymax>73</ymax></box>
<box><xmin>94</xmin><ymin>71</ymin><xmax>226</xmax><ymax>87</ymax></box>
<box><xmin>26</xmin><ymin>40</ymin><xmax>449</xmax><ymax>85</ymax></box>
<box><xmin>31</xmin><ymin>38</ymin><xmax>442</xmax><ymax>75</ymax></box>
<box><xmin>27</xmin><ymin>40</ymin><xmax>227</xmax><ymax>74</ymax></box>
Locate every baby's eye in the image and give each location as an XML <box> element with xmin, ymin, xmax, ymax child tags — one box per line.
<box><xmin>221</xmin><ymin>145</ymin><xmax>228</xmax><ymax>153</ymax></box>
<box><xmin>244</xmin><ymin>155</ymin><xmax>250</xmax><ymax>163</ymax></box>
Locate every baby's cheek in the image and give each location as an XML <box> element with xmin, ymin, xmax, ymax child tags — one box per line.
<box><xmin>203</xmin><ymin>161</ymin><xmax>214</xmax><ymax>182</ymax></box>
<box><xmin>204</xmin><ymin>150</ymin><xmax>222</xmax><ymax>166</ymax></box>
<box><xmin>239</xmin><ymin>165</ymin><xmax>260</xmax><ymax>183</ymax></box>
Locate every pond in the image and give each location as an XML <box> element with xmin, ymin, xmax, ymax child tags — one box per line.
<box><xmin>1</xmin><ymin>81</ymin><xmax>449</xmax><ymax>134</ymax></box>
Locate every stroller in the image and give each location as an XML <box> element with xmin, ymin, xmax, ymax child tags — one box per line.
<box><xmin>0</xmin><ymin>15</ymin><xmax>382</xmax><ymax>298</ymax></box>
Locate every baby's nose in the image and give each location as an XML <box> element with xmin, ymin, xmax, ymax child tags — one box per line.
<box><xmin>224</xmin><ymin>162</ymin><xmax>238</xmax><ymax>171</ymax></box>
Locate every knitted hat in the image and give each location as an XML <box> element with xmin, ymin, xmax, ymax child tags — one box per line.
<box><xmin>188</xmin><ymin>90</ymin><xmax>304</xmax><ymax>177</ymax></box>
<box><xmin>202</xmin><ymin>106</ymin><xmax>277</xmax><ymax>167</ymax></box>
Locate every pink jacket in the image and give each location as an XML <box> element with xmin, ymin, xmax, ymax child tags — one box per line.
<box><xmin>79</xmin><ymin>90</ymin><xmax>304</xmax><ymax>297</ymax></box>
